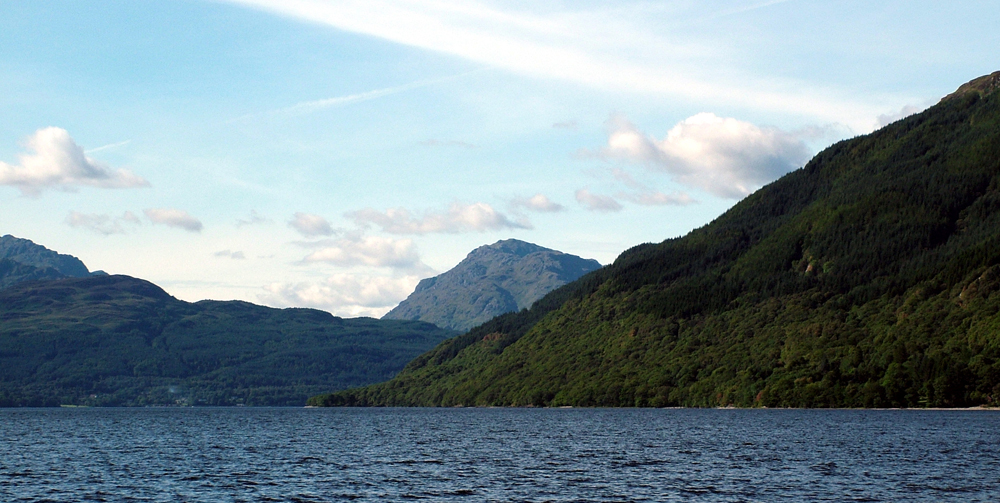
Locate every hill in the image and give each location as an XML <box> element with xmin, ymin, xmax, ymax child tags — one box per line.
<box><xmin>312</xmin><ymin>71</ymin><xmax>1000</xmax><ymax>409</ymax></box>
<box><xmin>0</xmin><ymin>275</ymin><xmax>456</xmax><ymax>406</ymax></box>
<box><xmin>0</xmin><ymin>234</ymin><xmax>103</xmax><ymax>289</ymax></box>
<box><xmin>382</xmin><ymin>239</ymin><xmax>601</xmax><ymax>332</ymax></box>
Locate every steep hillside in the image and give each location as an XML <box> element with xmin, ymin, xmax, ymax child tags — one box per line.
<box><xmin>0</xmin><ymin>275</ymin><xmax>456</xmax><ymax>406</ymax></box>
<box><xmin>383</xmin><ymin>239</ymin><xmax>601</xmax><ymax>331</ymax></box>
<box><xmin>313</xmin><ymin>72</ymin><xmax>1000</xmax><ymax>409</ymax></box>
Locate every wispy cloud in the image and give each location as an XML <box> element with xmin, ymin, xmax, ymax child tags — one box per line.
<box><xmin>288</xmin><ymin>212</ymin><xmax>335</xmax><ymax>237</ymax></box>
<box><xmin>419</xmin><ymin>139</ymin><xmax>478</xmax><ymax>148</ymax></box>
<box><xmin>225</xmin><ymin>0</ymin><xmax>888</xmax><ymax>128</ymax></box>
<box><xmin>145</xmin><ymin>208</ymin><xmax>203</xmax><ymax>232</ymax></box>
<box><xmin>707</xmin><ymin>0</ymin><xmax>799</xmax><ymax>20</ymax></box>
<box><xmin>609</xmin><ymin>168</ymin><xmax>696</xmax><ymax>207</ymax></box>
<box><xmin>84</xmin><ymin>139</ymin><xmax>131</xmax><ymax>154</ymax></box>
<box><xmin>236</xmin><ymin>210</ymin><xmax>268</xmax><ymax>228</ymax></box>
<box><xmin>575</xmin><ymin>189</ymin><xmax>622</xmax><ymax>212</ymax></box>
<box><xmin>65</xmin><ymin>210</ymin><xmax>141</xmax><ymax>235</ymax></box>
<box><xmin>214</xmin><ymin>250</ymin><xmax>247</xmax><ymax>260</ymax></box>
<box><xmin>233</xmin><ymin>70</ymin><xmax>482</xmax><ymax>122</ymax></box>
<box><xmin>511</xmin><ymin>193</ymin><xmax>564</xmax><ymax>213</ymax></box>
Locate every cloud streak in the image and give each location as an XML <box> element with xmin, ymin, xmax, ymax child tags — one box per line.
<box><xmin>0</xmin><ymin>128</ymin><xmax>148</xmax><ymax>196</ymax></box>
<box><xmin>225</xmin><ymin>0</ymin><xmax>887</xmax><ymax>128</ymax></box>
<box><xmin>234</xmin><ymin>70</ymin><xmax>482</xmax><ymax>121</ymax></box>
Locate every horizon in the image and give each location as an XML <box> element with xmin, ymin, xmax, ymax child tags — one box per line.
<box><xmin>1</xmin><ymin>0</ymin><xmax>997</xmax><ymax>316</ymax></box>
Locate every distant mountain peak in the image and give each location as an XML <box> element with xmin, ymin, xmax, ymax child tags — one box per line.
<box><xmin>383</xmin><ymin>239</ymin><xmax>601</xmax><ymax>332</ymax></box>
<box><xmin>944</xmin><ymin>70</ymin><xmax>1000</xmax><ymax>101</ymax></box>
<box><xmin>0</xmin><ymin>234</ymin><xmax>97</xmax><ymax>289</ymax></box>
<box><xmin>474</xmin><ymin>239</ymin><xmax>549</xmax><ymax>258</ymax></box>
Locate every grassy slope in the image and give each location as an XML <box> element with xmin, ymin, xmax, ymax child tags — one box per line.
<box><xmin>0</xmin><ymin>275</ymin><xmax>456</xmax><ymax>406</ymax></box>
<box><xmin>313</xmin><ymin>75</ymin><xmax>1000</xmax><ymax>408</ymax></box>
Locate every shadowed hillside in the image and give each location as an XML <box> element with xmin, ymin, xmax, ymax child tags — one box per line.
<box><xmin>0</xmin><ymin>275</ymin><xmax>456</xmax><ymax>406</ymax></box>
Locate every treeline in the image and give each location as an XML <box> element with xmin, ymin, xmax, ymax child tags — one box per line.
<box><xmin>312</xmin><ymin>76</ymin><xmax>1000</xmax><ymax>408</ymax></box>
<box><xmin>0</xmin><ymin>275</ymin><xmax>456</xmax><ymax>406</ymax></box>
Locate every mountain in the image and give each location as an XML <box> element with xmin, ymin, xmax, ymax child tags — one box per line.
<box><xmin>312</xmin><ymin>72</ymin><xmax>1000</xmax><ymax>409</ymax></box>
<box><xmin>382</xmin><ymin>239</ymin><xmax>601</xmax><ymax>332</ymax></box>
<box><xmin>0</xmin><ymin>234</ymin><xmax>103</xmax><ymax>289</ymax></box>
<box><xmin>0</xmin><ymin>274</ymin><xmax>456</xmax><ymax>406</ymax></box>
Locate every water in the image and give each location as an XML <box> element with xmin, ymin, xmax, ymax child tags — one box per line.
<box><xmin>1</xmin><ymin>408</ymin><xmax>998</xmax><ymax>502</ymax></box>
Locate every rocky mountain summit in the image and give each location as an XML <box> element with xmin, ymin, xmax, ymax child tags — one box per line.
<box><xmin>383</xmin><ymin>239</ymin><xmax>601</xmax><ymax>332</ymax></box>
<box><xmin>0</xmin><ymin>234</ymin><xmax>103</xmax><ymax>289</ymax></box>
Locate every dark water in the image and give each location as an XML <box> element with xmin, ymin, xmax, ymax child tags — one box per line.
<box><xmin>1</xmin><ymin>408</ymin><xmax>998</xmax><ymax>502</ymax></box>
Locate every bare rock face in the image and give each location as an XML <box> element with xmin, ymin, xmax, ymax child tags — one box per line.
<box><xmin>943</xmin><ymin>71</ymin><xmax>1000</xmax><ymax>101</ymax></box>
<box><xmin>383</xmin><ymin>239</ymin><xmax>601</xmax><ymax>332</ymax></box>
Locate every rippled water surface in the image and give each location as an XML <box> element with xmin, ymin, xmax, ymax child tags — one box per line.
<box><xmin>2</xmin><ymin>408</ymin><xmax>998</xmax><ymax>502</ymax></box>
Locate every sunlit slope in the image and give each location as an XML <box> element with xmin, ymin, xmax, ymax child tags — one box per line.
<box><xmin>313</xmin><ymin>73</ymin><xmax>1000</xmax><ymax>408</ymax></box>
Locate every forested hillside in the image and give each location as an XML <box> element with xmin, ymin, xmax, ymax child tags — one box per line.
<box><xmin>0</xmin><ymin>275</ymin><xmax>456</xmax><ymax>406</ymax></box>
<box><xmin>312</xmin><ymin>72</ymin><xmax>1000</xmax><ymax>409</ymax></box>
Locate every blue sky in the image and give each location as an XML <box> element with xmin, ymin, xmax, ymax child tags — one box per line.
<box><xmin>1</xmin><ymin>0</ymin><xmax>997</xmax><ymax>316</ymax></box>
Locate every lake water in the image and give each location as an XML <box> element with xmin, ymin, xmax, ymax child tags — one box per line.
<box><xmin>1</xmin><ymin>408</ymin><xmax>998</xmax><ymax>502</ymax></box>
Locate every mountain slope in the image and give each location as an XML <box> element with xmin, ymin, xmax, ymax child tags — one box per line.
<box><xmin>0</xmin><ymin>235</ymin><xmax>102</xmax><ymax>289</ymax></box>
<box><xmin>383</xmin><ymin>239</ymin><xmax>601</xmax><ymax>332</ymax></box>
<box><xmin>0</xmin><ymin>275</ymin><xmax>456</xmax><ymax>406</ymax></box>
<box><xmin>313</xmin><ymin>72</ymin><xmax>1000</xmax><ymax>409</ymax></box>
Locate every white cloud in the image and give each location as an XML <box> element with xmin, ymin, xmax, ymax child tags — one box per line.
<box><xmin>224</xmin><ymin>0</ymin><xmax>886</xmax><ymax>129</ymax></box>
<box><xmin>214</xmin><ymin>250</ymin><xmax>247</xmax><ymax>260</ymax></box>
<box><xmin>65</xmin><ymin>211</ymin><xmax>142</xmax><ymax>235</ymax></box>
<box><xmin>575</xmin><ymin>188</ymin><xmax>622</xmax><ymax>212</ymax></box>
<box><xmin>347</xmin><ymin>202</ymin><xmax>531</xmax><ymax>234</ymax></box>
<box><xmin>260</xmin><ymin>274</ymin><xmax>422</xmax><ymax>317</ymax></box>
<box><xmin>598</xmin><ymin>113</ymin><xmax>811</xmax><ymax>199</ymax></box>
<box><xmin>302</xmin><ymin>234</ymin><xmax>426</xmax><ymax>270</ymax></box>
<box><xmin>144</xmin><ymin>208</ymin><xmax>203</xmax><ymax>232</ymax></box>
<box><xmin>512</xmin><ymin>193</ymin><xmax>564</xmax><ymax>212</ymax></box>
<box><xmin>0</xmin><ymin>127</ymin><xmax>149</xmax><ymax>196</ymax></box>
<box><xmin>236</xmin><ymin>210</ymin><xmax>268</xmax><ymax>227</ymax></box>
<box><xmin>288</xmin><ymin>212</ymin><xmax>334</xmax><ymax>237</ymax></box>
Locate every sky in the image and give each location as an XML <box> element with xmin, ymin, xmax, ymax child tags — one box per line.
<box><xmin>1</xmin><ymin>0</ymin><xmax>997</xmax><ymax>317</ymax></box>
